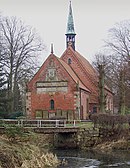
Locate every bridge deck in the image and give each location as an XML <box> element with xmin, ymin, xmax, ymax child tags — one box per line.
<box><xmin>0</xmin><ymin>119</ymin><xmax>82</xmax><ymax>134</ymax></box>
<box><xmin>32</xmin><ymin>127</ymin><xmax>80</xmax><ymax>133</ymax></box>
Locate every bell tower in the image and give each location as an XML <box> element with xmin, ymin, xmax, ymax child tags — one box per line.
<box><xmin>66</xmin><ymin>1</ymin><xmax>76</xmax><ymax>50</ymax></box>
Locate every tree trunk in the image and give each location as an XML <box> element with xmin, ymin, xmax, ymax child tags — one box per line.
<box><xmin>99</xmin><ymin>64</ymin><xmax>105</xmax><ymax>113</ymax></box>
<box><xmin>118</xmin><ymin>69</ymin><xmax>126</xmax><ymax>114</ymax></box>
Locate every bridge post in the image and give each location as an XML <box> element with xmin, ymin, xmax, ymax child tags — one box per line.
<box><xmin>20</xmin><ymin>120</ymin><xmax>23</xmax><ymax>127</ymax></box>
<box><xmin>74</xmin><ymin>120</ymin><xmax>76</xmax><ymax>127</ymax></box>
<box><xmin>37</xmin><ymin>120</ymin><xmax>39</xmax><ymax>127</ymax></box>
<box><xmin>18</xmin><ymin>120</ymin><xmax>20</xmax><ymax>126</ymax></box>
<box><xmin>39</xmin><ymin>120</ymin><xmax>42</xmax><ymax>127</ymax></box>
<box><xmin>64</xmin><ymin>120</ymin><xmax>66</xmax><ymax>127</ymax></box>
<box><xmin>56</xmin><ymin>120</ymin><xmax>59</xmax><ymax>127</ymax></box>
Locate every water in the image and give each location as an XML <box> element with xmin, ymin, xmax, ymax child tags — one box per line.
<box><xmin>53</xmin><ymin>149</ymin><xmax>130</xmax><ymax>168</ymax></box>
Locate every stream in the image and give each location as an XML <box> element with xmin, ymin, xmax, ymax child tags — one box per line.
<box><xmin>53</xmin><ymin>149</ymin><xmax>130</xmax><ymax>168</ymax></box>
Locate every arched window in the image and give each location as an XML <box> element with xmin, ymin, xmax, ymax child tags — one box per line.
<box><xmin>68</xmin><ymin>58</ymin><xmax>72</xmax><ymax>65</ymax></box>
<box><xmin>50</xmin><ymin>99</ymin><xmax>54</xmax><ymax>110</ymax></box>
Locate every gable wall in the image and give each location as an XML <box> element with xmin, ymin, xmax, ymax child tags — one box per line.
<box><xmin>26</xmin><ymin>54</ymin><xmax>79</xmax><ymax>119</ymax></box>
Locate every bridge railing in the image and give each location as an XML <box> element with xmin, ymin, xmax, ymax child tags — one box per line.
<box><xmin>0</xmin><ymin>119</ymin><xmax>81</xmax><ymax>128</ymax></box>
<box><xmin>20</xmin><ymin>120</ymin><xmax>66</xmax><ymax>127</ymax></box>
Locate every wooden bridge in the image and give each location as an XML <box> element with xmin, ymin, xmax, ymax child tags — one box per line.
<box><xmin>0</xmin><ymin>119</ymin><xmax>81</xmax><ymax>133</ymax></box>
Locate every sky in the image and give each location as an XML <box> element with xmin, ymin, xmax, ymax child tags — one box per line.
<box><xmin>0</xmin><ymin>0</ymin><xmax>130</xmax><ymax>63</ymax></box>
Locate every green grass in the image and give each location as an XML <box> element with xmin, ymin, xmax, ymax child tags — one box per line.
<box><xmin>76</xmin><ymin>122</ymin><xmax>94</xmax><ymax>129</ymax></box>
<box><xmin>66</xmin><ymin>121</ymin><xmax>94</xmax><ymax>129</ymax></box>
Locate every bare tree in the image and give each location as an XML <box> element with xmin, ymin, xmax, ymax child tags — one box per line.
<box><xmin>0</xmin><ymin>47</ymin><xmax>9</xmax><ymax>118</ymax></box>
<box><xmin>0</xmin><ymin>16</ymin><xmax>44</xmax><ymax>114</ymax></box>
<box><xmin>93</xmin><ymin>53</ymin><xmax>112</xmax><ymax>113</ymax></box>
<box><xmin>105</xmin><ymin>20</ymin><xmax>130</xmax><ymax>62</ymax></box>
<box><xmin>104</xmin><ymin>20</ymin><xmax>130</xmax><ymax>114</ymax></box>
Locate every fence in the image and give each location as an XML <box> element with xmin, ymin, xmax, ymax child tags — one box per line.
<box><xmin>0</xmin><ymin>119</ymin><xmax>81</xmax><ymax>128</ymax></box>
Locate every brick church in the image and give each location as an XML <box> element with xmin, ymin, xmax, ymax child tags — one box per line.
<box><xmin>26</xmin><ymin>2</ymin><xmax>113</xmax><ymax>120</ymax></box>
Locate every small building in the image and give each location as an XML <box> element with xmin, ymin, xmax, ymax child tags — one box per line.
<box><xmin>26</xmin><ymin>2</ymin><xmax>113</xmax><ymax>120</ymax></box>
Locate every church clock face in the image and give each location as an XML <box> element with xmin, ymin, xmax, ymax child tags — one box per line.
<box><xmin>68</xmin><ymin>41</ymin><xmax>72</xmax><ymax>46</ymax></box>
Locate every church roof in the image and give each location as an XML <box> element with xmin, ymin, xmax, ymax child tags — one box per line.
<box><xmin>74</xmin><ymin>50</ymin><xmax>113</xmax><ymax>93</ymax></box>
<box><xmin>61</xmin><ymin>46</ymin><xmax>99</xmax><ymax>103</ymax></box>
<box><xmin>75</xmin><ymin>50</ymin><xmax>98</xmax><ymax>81</ymax></box>
<box><xmin>61</xmin><ymin>46</ymin><xmax>98</xmax><ymax>86</ymax></box>
<box><xmin>74</xmin><ymin>51</ymin><xmax>99</xmax><ymax>102</ymax></box>
<box><xmin>57</xmin><ymin>57</ymin><xmax>90</xmax><ymax>92</ymax></box>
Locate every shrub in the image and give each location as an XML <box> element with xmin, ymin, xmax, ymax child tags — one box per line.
<box><xmin>127</xmin><ymin>114</ymin><xmax>130</xmax><ymax>125</ymax></box>
<box><xmin>5</xmin><ymin>125</ymin><xmax>25</xmax><ymax>142</ymax></box>
<box><xmin>8</xmin><ymin>111</ymin><xmax>23</xmax><ymax>119</ymax></box>
<box><xmin>91</xmin><ymin>113</ymin><xmax>128</xmax><ymax>130</ymax></box>
<box><xmin>91</xmin><ymin>113</ymin><xmax>129</xmax><ymax>139</ymax></box>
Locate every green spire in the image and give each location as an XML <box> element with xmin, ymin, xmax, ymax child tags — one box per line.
<box><xmin>66</xmin><ymin>1</ymin><xmax>75</xmax><ymax>34</ymax></box>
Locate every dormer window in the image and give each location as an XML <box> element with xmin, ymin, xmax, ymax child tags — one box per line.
<box><xmin>68</xmin><ymin>58</ymin><xmax>72</xmax><ymax>65</ymax></box>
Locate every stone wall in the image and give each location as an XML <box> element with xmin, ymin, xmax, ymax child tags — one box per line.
<box><xmin>53</xmin><ymin>128</ymin><xmax>100</xmax><ymax>149</ymax></box>
<box><xmin>76</xmin><ymin>128</ymin><xmax>100</xmax><ymax>149</ymax></box>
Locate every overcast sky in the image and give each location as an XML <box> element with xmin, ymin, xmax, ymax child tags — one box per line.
<box><xmin>0</xmin><ymin>0</ymin><xmax>130</xmax><ymax>63</ymax></box>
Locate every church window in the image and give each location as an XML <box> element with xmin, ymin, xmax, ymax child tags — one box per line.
<box><xmin>50</xmin><ymin>99</ymin><xmax>54</xmax><ymax>110</ymax></box>
<box><xmin>68</xmin><ymin>58</ymin><xmax>72</xmax><ymax>64</ymax></box>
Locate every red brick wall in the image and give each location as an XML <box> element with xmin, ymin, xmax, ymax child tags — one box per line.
<box><xmin>81</xmin><ymin>90</ymin><xmax>89</xmax><ymax>120</ymax></box>
<box><xmin>27</xmin><ymin>54</ymin><xmax>78</xmax><ymax>118</ymax></box>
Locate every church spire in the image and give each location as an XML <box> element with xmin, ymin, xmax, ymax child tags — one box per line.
<box><xmin>66</xmin><ymin>1</ymin><xmax>75</xmax><ymax>34</ymax></box>
<box><xmin>66</xmin><ymin>1</ymin><xmax>76</xmax><ymax>50</ymax></box>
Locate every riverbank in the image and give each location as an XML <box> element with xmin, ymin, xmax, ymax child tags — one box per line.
<box><xmin>0</xmin><ymin>132</ymin><xmax>59</xmax><ymax>168</ymax></box>
<box><xmin>80</xmin><ymin>127</ymin><xmax>130</xmax><ymax>153</ymax></box>
<box><xmin>0</xmin><ymin>119</ymin><xmax>130</xmax><ymax>167</ymax></box>
<box><xmin>93</xmin><ymin>138</ymin><xmax>130</xmax><ymax>152</ymax></box>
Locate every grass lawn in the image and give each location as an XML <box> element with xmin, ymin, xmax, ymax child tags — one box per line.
<box><xmin>66</xmin><ymin>120</ymin><xmax>94</xmax><ymax>129</ymax></box>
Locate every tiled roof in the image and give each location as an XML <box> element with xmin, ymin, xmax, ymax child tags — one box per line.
<box><xmin>75</xmin><ymin>50</ymin><xmax>113</xmax><ymax>94</ymax></box>
<box><xmin>57</xmin><ymin>57</ymin><xmax>90</xmax><ymax>92</ymax></box>
<box><xmin>75</xmin><ymin>51</ymin><xmax>98</xmax><ymax>81</ymax></box>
